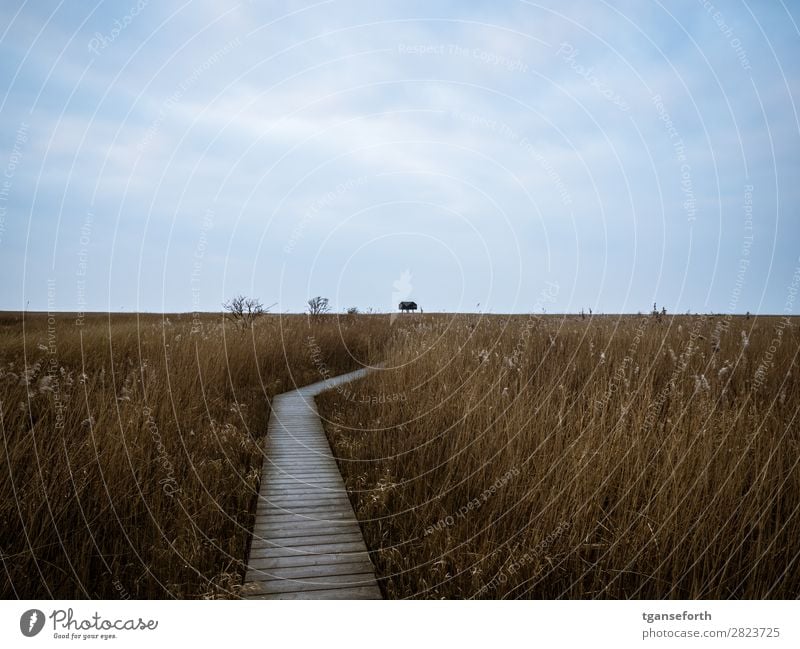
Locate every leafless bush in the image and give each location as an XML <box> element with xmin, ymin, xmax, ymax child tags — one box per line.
<box><xmin>307</xmin><ymin>296</ymin><xmax>331</xmax><ymax>317</ymax></box>
<box><xmin>223</xmin><ymin>295</ymin><xmax>270</xmax><ymax>331</ymax></box>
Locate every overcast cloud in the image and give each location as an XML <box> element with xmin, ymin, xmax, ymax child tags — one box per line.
<box><xmin>0</xmin><ymin>0</ymin><xmax>798</xmax><ymax>314</ymax></box>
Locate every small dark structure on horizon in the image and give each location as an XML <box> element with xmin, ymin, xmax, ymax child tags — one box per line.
<box><xmin>399</xmin><ymin>301</ymin><xmax>418</xmax><ymax>313</ymax></box>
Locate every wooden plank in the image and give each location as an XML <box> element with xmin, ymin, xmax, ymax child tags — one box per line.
<box><xmin>267</xmin><ymin>453</ymin><xmax>337</xmax><ymax>458</ymax></box>
<box><xmin>254</xmin><ymin>512</ymin><xmax>354</xmax><ymax>524</ymax></box>
<box><xmin>266</xmin><ymin>453</ymin><xmax>336</xmax><ymax>458</ymax></box>
<box><xmin>265</xmin><ymin>457</ymin><xmax>339</xmax><ymax>463</ymax></box>
<box><xmin>261</xmin><ymin>473</ymin><xmax>341</xmax><ymax>482</ymax></box>
<box><xmin>248</xmin><ymin>540</ymin><xmax>369</xmax><ymax>560</ymax></box>
<box><xmin>253</xmin><ymin>516</ymin><xmax>359</xmax><ymax>529</ymax></box>
<box><xmin>258</xmin><ymin>486</ymin><xmax>347</xmax><ymax>495</ymax></box>
<box><xmin>258</xmin><ymin>485</ymin><xmax>349</xmax><ymax>495</ymax></box>
<box><xmin>253</xmin><ymin>529</ymin><xmax>364</xmax><ymax>545</ymax></box>
<box><xmin>270</xmin><ymin>478</ymin><xmax>344</xmax><ymax>489</ymax></box>
<box><xmin>257</xmin><ymin>496</ymin><xmax>352</xmax><ymax>509</ymax></box>
<box><xmin>243</xmin><ymin>585</ymin><xmax>382</xmax><ymax>600</ymax></box>
<box><xmin>255</xmin><ymin>505</ymin><xmax>353</xmax><ymax>516</ymax></box>
<box><xmin>260</xmin><ymin>487</ymin><xmax>349</xmax><ymax>496</ymax></box>
<box><xmin>262</xmin><ymin>475</ymin><xmax>344</xmax><ymax>482</ymax></box>
<box><xmin>244</xmin><ymin>571</ymin><xmax>378</xmax><ymax>594</ymax></box>
<box><xmin>264</xmin><ymin>472</ymin><xmax>343</xmax><ymax>478</ymax></box>
<box><xmin>255</xmin><ymin>513</ymin><xmax>354</xmax><ymax>525</ymax></box>
<box><xmin>254</xmin><ymin>508</ymin><xmax>353</xmax><ymax>521</ymax></box>
<box><xmin>263</xmin><ymin>466</ymin><xmax>341</xmax><ymax>474</ymax></box>
<box><xmin>266</xmin><ymin>454</ymin><xmax>337</xmax><ymax>459</ymax></box>
<box><xmin>269</xmin><ymin>440</ymin><xmax>319</xmax><ymax>445</ymax></box>
<box><xmin>251</xmin><ymin>529</ymin><xmax>364</xmax><ymax>552</ymax></box>
<box><xmin>252</xmin><ymin>522</ymin><xmax>363</xmax><ymax>538</ymax></box>
<box><xmin>265</xmin><ymin>464</ymin><xmax>335</xmax><ymax>467</ymax></box>
<box><xmin>261</xmin><ymin>479</ymin><xmax>343</xmax><ymax>488</ymax></box>
<box><xmin>256</xmin><ymin>504</ymin><xmax>353</xmax><ymax>516</ymax></box>
<box><xmin>264</xmin><ymin>464</ymin><xmax>340</xmax><ymax>473</ymax></box>
<box><xmin>262</xmin><ymin>471</ymin><xmax>343</xmax><ymax>479</ymax></box>
<box><xmin>262</xmin><ymin>479</ymin><xmax>344</xmax><ymax>487</ymax></box>
<box><xmin>250</xmin><ymin>531</ymin><xmax>365</xmax><ymax>548</ymax></box>
<box><xmin>248</xmin><ymin>550</ymin><xmax>372</xmax><ymax>570</ymax></box>
<box><xmin>247</xmin><ymin>559</ymin><xmax>377</xmax><ymax>581</ymax></box>
<box><xmin>268</xmin><ymin>457</ymin><xmax>336</xmax><ymax>460</ymax></box>
<box><xmin>255</xmin><ymin>502</ymin><xmax>352</xmax><ymax>513</ymax></box>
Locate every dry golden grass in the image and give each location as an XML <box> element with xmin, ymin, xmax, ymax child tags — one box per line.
<box><xmin>3</xmin><ymin>310</ymin><xmax>796</xmax><ymax>599</ymax></box>
<box><xmin>0</xmin><ymin>311</ymin><xmax>388</xmax><ymax>598</ymax></box>
<box><xmin>317</xmin><ymin>313</ymin><xmax>800</xmax><ymax>598</ymax></box>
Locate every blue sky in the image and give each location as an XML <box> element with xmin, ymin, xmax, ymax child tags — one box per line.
<box><xmin>0</xmin><ymin>0</ymin><xmax>798</xmax><ymax>314</ymax></box>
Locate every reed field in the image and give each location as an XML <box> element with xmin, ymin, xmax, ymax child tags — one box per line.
<box><xmin>317</xmin><ymin>313</ymin><xmax>800</xmax><ymax>599</ymax></box>
<box><xmin>0</xmin><ymin>311</ymin><xmax>388</xmax><ymax>598</ymax></box>
<box><xmin>2</xmin><ymin>311</ymin><xmax>797</xmax><ymax>599</ymax></box>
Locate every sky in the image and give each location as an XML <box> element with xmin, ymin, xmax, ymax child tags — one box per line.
<box><xmin>0</xmin><ymin>0</ymin><xmax>798</xmax><ymax>314</ymax></box>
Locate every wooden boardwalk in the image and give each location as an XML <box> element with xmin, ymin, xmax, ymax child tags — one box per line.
<box><xmin>241</xmin><ymin>368</ymin><xmax>382</xmax><ymax>599</ymax></box>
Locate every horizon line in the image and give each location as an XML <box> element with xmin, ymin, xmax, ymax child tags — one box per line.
<box><xmin>1</xmin><ymin>310</ymin><xmax>794</xmax><ymax>317</ymax></box>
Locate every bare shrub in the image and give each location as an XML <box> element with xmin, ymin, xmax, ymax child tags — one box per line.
<box><xmin>222</xmin><ymin>295</ymin><xmax>270</xmax><ymax>331</ymax></box>
<box><xmin>307</xmin><ymin>296</ymin><xmax>331</xmax><ymax>317</ymax></box>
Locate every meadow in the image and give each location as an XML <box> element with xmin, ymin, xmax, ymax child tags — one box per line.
<box><xmin>317</xmin><ymin>313</ymin><xmax>800</xmax><ymax>598</ymax></box>
<box><xmin>1</xmin><ymin>310</ymin><xmax>797</xmax><ymax>599</ymax></box>
<box><xmin>0</xmin><ymin>311</ymin><xmax>387</xmax><ymax>598</ymax></box>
